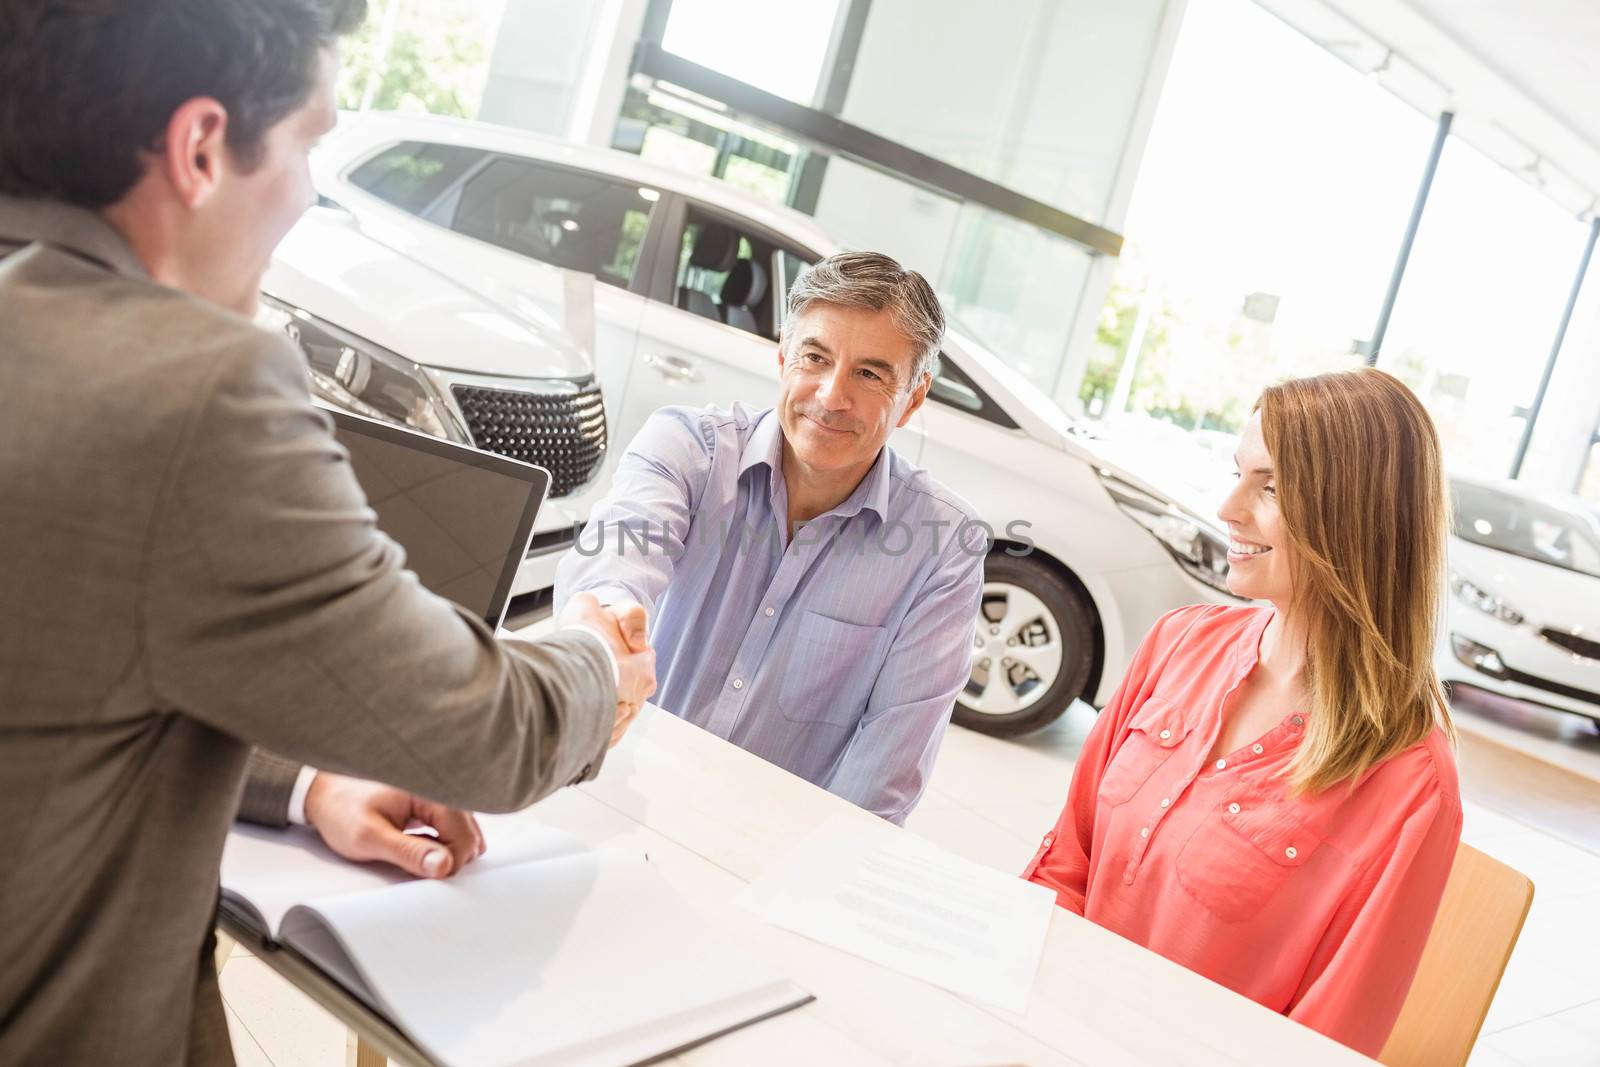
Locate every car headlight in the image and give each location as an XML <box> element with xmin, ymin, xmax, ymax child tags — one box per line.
<box><xmin>255</xmin><ymin>294</ymin><xmax>469</xmax><ymax>444</ymax></box>
<box><xmin>1450</xmin><ymin>573</ymin><xmax>1525</xmax><ymax>626</ymax></box>
<box><xmin>1099</xmin><ymin>471</ymin><xmax>1235</xmax><ymax>596</ymax></box>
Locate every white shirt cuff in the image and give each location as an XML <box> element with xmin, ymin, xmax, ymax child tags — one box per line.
<box><xmin>287</xmin><ymin>765</ymin><xmax>319</xmax><ymax>826</ymax></box>
<box><xmin>562</xmin><ymin>624</ymin><xmax>621</xmax><ymax>686</ymax></box>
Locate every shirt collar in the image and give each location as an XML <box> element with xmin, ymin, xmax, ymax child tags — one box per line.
<box><xmin>739</xmin><ymin>408</ymin><xmax>894</xmax><ymax>522</ymax></box>
<box><xmin>1229</xmin><ymin>605</ymin><xmax>1277</xmax><ymax>681</ymax></box>
<box><xmin>0</xmin><ymin>194</ymin><xmax>150</xmax><ymax>280</ymax></box>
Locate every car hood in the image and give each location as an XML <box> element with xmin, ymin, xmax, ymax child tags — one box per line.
<box><xmin>1451</xmin><ymin>536</ymin><xmax>1600</xmax><ymax>630</ymax></box>
<box><xmin>940</xmin><ymin>332</ymin><xmax>1229</xmax><ymax>532</ymax></box>
<box><xmin>262</xmin><ymin>206</ymin><xmax>591</xmax><ymax>380</ymax></box>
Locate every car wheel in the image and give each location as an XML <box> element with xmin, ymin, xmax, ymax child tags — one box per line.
<box><xmin>953</xmin><ymin>552</ymin><xmax>1096</xmax><ymax>737</ymax></box>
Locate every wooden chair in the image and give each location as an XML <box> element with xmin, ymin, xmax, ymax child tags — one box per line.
<box><xmin>1379</xmin><ymin>843</ymin><xmax>1534</xmax><ymax>1067</ymax></box>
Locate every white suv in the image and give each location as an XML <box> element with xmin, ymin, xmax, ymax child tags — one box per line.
<box><xmin>1440</xmin><ymin>477</ymin><xmax>1600</xmax><ymax>726</ymax></box>
<box><xmin>261</xmin><ymin>111</ymin><xmax>1240</xmax><ymax>735</ymax></box>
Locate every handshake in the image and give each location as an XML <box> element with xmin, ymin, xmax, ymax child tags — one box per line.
<box><xmin>559</xmin><ymin>592</ymin><xmax>658</xmax><ymax>747</ymax></box>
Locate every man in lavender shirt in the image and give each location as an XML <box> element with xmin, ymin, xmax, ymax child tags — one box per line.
<box><xmin>556</xmin><ymin>252</ymin><xmax>985</xmax><ymax>824</ymax></box>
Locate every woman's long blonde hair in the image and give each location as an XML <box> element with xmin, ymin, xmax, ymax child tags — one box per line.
<box><xmin>1257</xmin><ymin>368</ymin><xmax>1454</xmax><ymax>794</ymax></box>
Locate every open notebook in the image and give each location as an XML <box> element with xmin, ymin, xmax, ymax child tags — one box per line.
<box><xmin>220</xmin><ymin>821</ymin><xmax>811</xmax><ymax>1067</ymax></box>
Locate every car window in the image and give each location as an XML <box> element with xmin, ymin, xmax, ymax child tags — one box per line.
<box><xmin>449</xmin><ymin>158</ymin><xmax>655</xmax><ymax>289</ymax></box>
<box><xmin>671</xmin><ymin>207</ymin><xmax>795</xmax><ymax>340</ymax></box>
<box><xmin>347</xmin><ymin>141</ymin><xmax>485</xmax><ymax>214</ymax></box>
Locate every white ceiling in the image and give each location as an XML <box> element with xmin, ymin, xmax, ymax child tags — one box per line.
<box><xmin>1253</xmin><ymin>0</ymin><xmax>1600</xmax><ymax>219</ymax></box>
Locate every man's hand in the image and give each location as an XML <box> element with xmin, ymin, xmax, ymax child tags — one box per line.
<box><xmin>303</xmin><ymin>773</ymin><xmax>485</xmax><ymax>879</ymax></box>
<box><xmin>560</xmin><ymin>593</ymin><xmax>656</xmax><ymax>746</ymax></box>
<box><xmin>606</xmin><ymin>601</ymin><xmax>650</xmax><ymax>746</ymax></box>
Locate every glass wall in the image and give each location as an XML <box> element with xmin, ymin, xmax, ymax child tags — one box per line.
<box><xmin>339</xmin><ymin>0</ymin><xmax>507</xmax><ymax>116</ymax></box>
<box><xmin>1074</xmin><ymin>0</ymin><xmax>1594</xmax><ymax>502</ymax></box>
<box><xmin>1376</xmin><ymin>138</ymin><xmax>1589</xmax><ymax>478</ymax></box>
<box><xmin>1080</xmin><ymin>0</ymin><xmax>1431</xmax><ymax>458</ymax></box>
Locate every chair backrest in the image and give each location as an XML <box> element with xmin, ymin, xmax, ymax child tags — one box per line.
<box><xmin>1380</xmin><ymin>842</ymin><xmax>1534</xmax><ymax>1067</ymax></box>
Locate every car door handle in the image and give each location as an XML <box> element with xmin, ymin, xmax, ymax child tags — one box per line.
<box><xmin>643</xmin><ymin>352</ymin><xmax>703</xmax><ymax>384</ymax></box>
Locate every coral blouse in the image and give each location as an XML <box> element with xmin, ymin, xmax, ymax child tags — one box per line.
<box><xmin>1024</xmin><ymin>604</ymin><xmax>1461</xmax><ymax>1058</ymax></box>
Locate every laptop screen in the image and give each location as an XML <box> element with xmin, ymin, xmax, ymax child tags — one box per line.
<box><xmin>327</xmin><ymin>409</ymin><xmax>549</xmax><ymax>630</ymax></box>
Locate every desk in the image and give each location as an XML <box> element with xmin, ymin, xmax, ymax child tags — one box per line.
<box><xmin>230</xmin><ymin>705</ymin><xmax>1377</xmax><ymax>1067</ymax></box>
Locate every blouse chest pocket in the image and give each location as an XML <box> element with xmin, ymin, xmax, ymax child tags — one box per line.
<box><xmin>1098</xmin><ymin>696</ymin><xmax>1191</xmax><ymax>807</ymax></box>
<box><xmin>777</xmin><ymin>611</ymin><xmax>887</xmax><ymax>727</ymax></box>
<box><xmin>1176</xmin><ymin>798</ymin><xmax>1323</xmax><ymax>923</ymax></box>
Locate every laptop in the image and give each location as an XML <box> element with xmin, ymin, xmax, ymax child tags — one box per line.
<box><xmin>327</xmin><ymin>409</ymin><xmax>550</xmax><ymax>631</ymax></box>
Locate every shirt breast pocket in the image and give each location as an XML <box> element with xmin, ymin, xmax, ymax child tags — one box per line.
<box><xmin>1098</xmin><ymin>696</ymin><xmax>1190</xmax><ymax>807</ymax></box>
<box><xmin>777</xmin><ymin>610</ymin><xmax>887</xmax><ymax>727</ymax></box>
<box><xmin>1176</xmin><ymin>797</ymin><xmax>1323</xmax><ymax>923</ymax></box>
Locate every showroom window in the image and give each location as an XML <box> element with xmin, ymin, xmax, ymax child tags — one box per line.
<box><xmin>347</xmin><ymin>141</ymin><xmax>485</xmax><ymax>214</ymax></box>
<box><xmin>1079</xmin><ymin>0</ymin><xmax>1429</xmax><ymax>435</ymax></box>
<box><xmin>449</xmin><ymin>158</ymin><xmax>656</xmax><ymax>289</ymax></box>
<box><xmin>1577</xmin><ymin>433</ymin><xmax>1600</xmax><ymax>501</ymax></box>
<box><xmin>1372</xmin><ymin>137</ymin><xmax>1589</xmax><ymax>478</ymax></box>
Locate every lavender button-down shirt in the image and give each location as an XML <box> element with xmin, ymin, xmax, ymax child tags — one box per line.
<box><xmin>555</xmin><ymin>403</ymin><xmax>984</xmax><ymax>823</ymax></box>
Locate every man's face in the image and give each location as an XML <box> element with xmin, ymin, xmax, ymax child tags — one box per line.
<box><xmin>199</xmin><ymin>49</ymin><xmax>338</xmax><ymax>314</ymax></box>
<box><xmin>775</xmin><ymin>302</ymin><xmax>930</xmax><ymax>475</ymax></box>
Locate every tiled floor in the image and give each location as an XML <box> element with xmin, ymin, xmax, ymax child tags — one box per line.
<box><xmin>219</xmin><ymin>681</ymin><xmax>1600</xmax><ymax>1065</ymax></box>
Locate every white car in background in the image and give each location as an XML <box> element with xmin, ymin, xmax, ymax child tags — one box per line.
<box><xmin>260</xmin><ymin>111</ymin><xmax>1240</xmax><ymax>735</ymax></box>
<box><xmin>1441</xmin><ymin>477</ymin><xmax>1600</xmax><ymax>726</ymax></box>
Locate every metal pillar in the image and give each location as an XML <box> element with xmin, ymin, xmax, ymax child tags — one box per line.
<box><xmin>1368</xmin><ymin>110</ymin><xmax>1453</xmax><ymax>366</ymax></box>
<box><xmin>1509</xmin><ymin>215</ymin><xmax>1600</xmax><ymax>479</ymax></box>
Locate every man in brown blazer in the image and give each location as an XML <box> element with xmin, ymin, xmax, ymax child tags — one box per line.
<box><xmin>0</xmin><ymin>2</ymin><xmax>655</xmax><ymax>1063</ymax></box>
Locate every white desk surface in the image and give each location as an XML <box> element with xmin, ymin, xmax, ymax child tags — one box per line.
<box><xmin>501</xmin><ymin>705</ymin><xmax>1377</xmax><ymax>1067</ymax></box>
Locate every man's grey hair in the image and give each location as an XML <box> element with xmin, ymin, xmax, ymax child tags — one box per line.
<box><xmin>782</xmin><ymin>251</ymin><xmax>945</xmax><ymax>388</ymax></box>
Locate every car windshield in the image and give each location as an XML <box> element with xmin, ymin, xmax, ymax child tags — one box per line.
<box><xmin>1451</xmin><ymin>480</ymin><xmax>1600</xmax><ymax>579</ymax></box>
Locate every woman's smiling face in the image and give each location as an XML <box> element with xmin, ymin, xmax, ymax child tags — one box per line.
<box><xmin>1218</xmin><ymin>412</ymin><xmax>1295</xmax><ymax>604</ymax></box>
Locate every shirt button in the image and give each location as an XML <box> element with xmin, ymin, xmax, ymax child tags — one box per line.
<box><xmin>1160</xmin><ymin>797</ymin><xmax>1171</xmax><ymax>808</ymax></box>
<box><xmin>1158</xmin><ymin>729</ymin><xmax>1172</xmax><ymax>740</ymax></box>
<box><xmin>1215</xmin><ymin>758</ymin><xmax>1227</xmax><ymax>770</ymax></box>
<box><xmin>1285</xmin><ymin>846</ymin><xmax>1298</xmax><ymax>859</ymax></box>
<box><xmin>1227</xmin><ymin>803</ymin><xmax>1241</xmax><ymax>815</ymax></box>
<box><xmin>1252</xmin><ymin>743</ymin><xmax>1264</xmax><ymax>755</ymax></box>
<box><xmin>1291</xmin><ymin>715</ymin><xmax>1304</xmax><ymax>727</ymax></box>
<box><xmin>764</xmin><ymin>607</ymin><xmax>775</xmax><ymax>617</ymax></box>
<box><xmin>1140</xmin><ymin>826</ymin><xmax>1150</xmax><ymax>838</ymax></box>
<box><xmin>732</xmin><ymin>678</ymin><xmax>744</xmax><ymax>690</ymax></box>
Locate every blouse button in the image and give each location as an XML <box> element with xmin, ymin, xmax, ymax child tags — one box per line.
<box><xmin>1285</xmin><ymin>846</ymin><xmax>1298</xmax><ymax>859</ymax></box>
<box><xmin>1159</xmin><ymin>729</ymin><xmax>1172</xmax><ymax>740</ymax></box>
<box><xmin>1215</xmin><ymin>758</ymin><xmax>1227</xmax><ymax>770</ymax></box>
<box><xmin>1227</xmin><ymin>803</ymin><xmax>1241</xmax><ymax>815</ymax></box>
<box><xmin>1252</xmin><ymin>743</ymin><xmax>1264</xmax><ymax>755</ymax></box>
<box><xmin>1160</xmin><ymin>797</ymin><xmax>1171</xmax><ymax>808</ymax></box>
<box><xmin>765</xmin><ymin>607</ymin><xmax>775</xmax><ymax>617</ymax></box>
<box><xmin>1140</xmin><ymin>826</ymin><xmax>1150</xmax><ymax>839</ymax></box>
<box><xmin>1291</xmin><ymin>715</ymin><xmax>1305</xmax><ymax>727</ymax></box>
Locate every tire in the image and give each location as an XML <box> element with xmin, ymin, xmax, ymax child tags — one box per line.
<box><xmin>952</xmin><ymin>551</ymin><xmax>1097</xmax><ymax>737</ymax></box>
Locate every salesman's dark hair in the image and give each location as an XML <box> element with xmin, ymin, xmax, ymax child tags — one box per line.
<box><xmin>0</xmin><ymin>0</ymin><xmax>367</xmax><ymax>207</ymax></box>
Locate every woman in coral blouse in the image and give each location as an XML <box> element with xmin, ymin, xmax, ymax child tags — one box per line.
<box><xmin>1025</xmin><ymin>369</ymin><xmax>1462</xmax><ymax>1057</ymax></box>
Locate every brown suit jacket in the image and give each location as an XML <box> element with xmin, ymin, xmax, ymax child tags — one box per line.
<box><xmin>0</xmin><ymin>196</ymin><xmax>616</xmax><ymax>1065</ymax></box>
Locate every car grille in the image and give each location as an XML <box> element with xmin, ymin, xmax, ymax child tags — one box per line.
<box><xmin>451</xmin><ymin>379</ymin><xmax>606</xmax><ymax>498</ymax></box>
<box><xmin>1539</xmin><ymin>628</ymin><xmax>1600</xmax><ymax>662</ymax></box>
